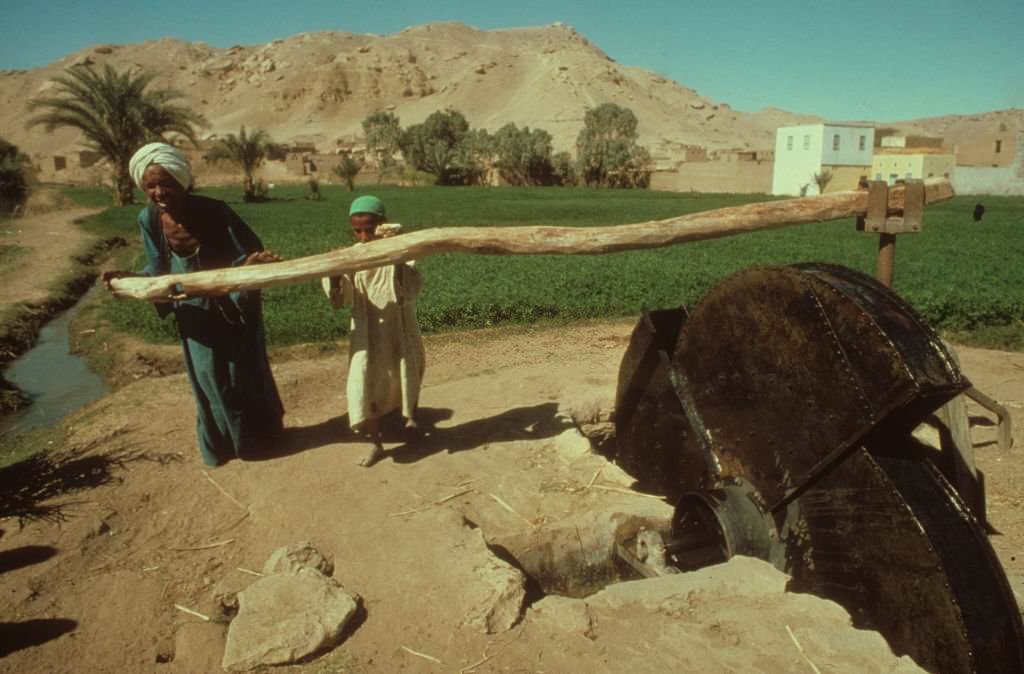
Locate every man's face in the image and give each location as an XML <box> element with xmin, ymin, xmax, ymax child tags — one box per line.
<box><xmin>350</xmin><ymin>213</ymin><xmax>381</xmax><ymax>243</ymax></box>
<box><xmin>142</xmin><ymin>164</ymin><xmax>185</xmax><ymax>213</ymax></box>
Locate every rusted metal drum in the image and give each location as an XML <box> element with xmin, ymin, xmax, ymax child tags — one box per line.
<box><xmin>613</xmin><ymin>264</ymin><xmax>1024</xmax><ymax>673</ymax></box>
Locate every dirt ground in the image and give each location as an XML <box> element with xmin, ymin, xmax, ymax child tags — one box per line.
<box><xmin>0</xmin><ymin>203</ymin><xmax>98</xmax><ymax>308</ymax></box>
<box><xmin>2</xmin><ymin>212</ymin><xmax>1024</xmax><ymax>673</ymax></box>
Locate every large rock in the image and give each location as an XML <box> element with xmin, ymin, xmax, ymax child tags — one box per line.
<box><xmin>463</xmin><ymin>529</ymin><xmax>527</xmax><ymax>634</ymax></box>
<box><xmin>221</xmin><ymin>568</ymin><xmax>359</xmax><ymax>672</ymax></box>
<box><xmin>511</xmin><ymin>557</ymin><xmax>926</xmax><ymax>673</ymax></box>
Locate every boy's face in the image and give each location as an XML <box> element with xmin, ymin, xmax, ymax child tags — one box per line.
<box><xmin>350</xmin><ymin>213</ymin><xmax>381</xmax><ymax>243</ymax></box>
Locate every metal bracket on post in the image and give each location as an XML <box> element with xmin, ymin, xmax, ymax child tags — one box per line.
<box><xmin>856</xmin><ymin>180</ymin><xmax>925</xmax><ymax>287</ymax></box>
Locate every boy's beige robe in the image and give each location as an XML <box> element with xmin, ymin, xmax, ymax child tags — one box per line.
<box><xmin>322</xmin><ymin>261</ymin><xmax>424</xmax><ymax>430</ymax></box>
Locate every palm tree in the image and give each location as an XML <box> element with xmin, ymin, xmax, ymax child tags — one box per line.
<box><xmin>812</xmin><ymin>169</ymin><xmax>835</xmax><ymax>195</ymax></box>
<box><xmin>26</xmin><ymin>64</ymin><xmax>204</xmax><ymax>206</ymax></box>
<box><xmin>207</xmin><ymin>126</ymin><xmax>275</xmax><ymax>202</ymax></box>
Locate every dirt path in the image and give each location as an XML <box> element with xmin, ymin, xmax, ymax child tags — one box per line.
<box><xmin>0</xmin><ymin>318</ymin><xmax>1021</xmax><ymax>673</ymax></box>
<box><xmin>0</xmin><ymin>207</ymin><xmax>99</xmax><ymax>308</ymax></box>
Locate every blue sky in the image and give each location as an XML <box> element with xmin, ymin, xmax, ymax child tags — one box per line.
<box><xmin>1</xmin><ymin>0</ymin><xmax>1020</xmax><ymax>122</ymax></box>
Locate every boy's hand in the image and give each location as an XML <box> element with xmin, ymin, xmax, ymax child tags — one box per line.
<box><xmin>376</xmin><ymin>223</ymin><xmax>402</xmax><ymax>238</ymax></box>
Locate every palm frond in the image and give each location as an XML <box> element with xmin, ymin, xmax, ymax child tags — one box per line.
<box><xmin>25</xmin><ymin>64</ymin><xmax>204</xmax><ymax>205</ymax></box>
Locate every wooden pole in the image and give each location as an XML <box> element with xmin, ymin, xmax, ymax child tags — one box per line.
<box><xmin>109</xmin><ymin>179</ymin><xmax>955</xmax><ymax>302</ymax></box>
<box><xmin>876</xmin><ymin>233</ymin><xmax>896</xmax><ymax>287</ymax></box>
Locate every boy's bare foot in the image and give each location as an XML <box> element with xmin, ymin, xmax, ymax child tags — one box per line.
<box><xmin>404</xmin><ymin>418</ymin><xmax>422</xmax><ymax>443</ymax></box>
<box><xmin>358</xmin><ymin>441</ymin><xmax>384</xmax><ymax>467</ymax></box>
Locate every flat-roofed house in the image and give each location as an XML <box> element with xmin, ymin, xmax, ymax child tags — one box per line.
<box><xmin>771</xmin><ymin>123</ymin><xmax>874</xmax><ymax>196</ymax></box>
<box><xmin>871</xmin><ymin>147</ymin><xmax>954</xmax><ymax>185</ymax></box>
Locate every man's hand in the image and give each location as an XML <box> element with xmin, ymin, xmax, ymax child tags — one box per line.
<box><xmin>101</xmin><ymin>270</ymin><xmax>140</xmax><ymax>291</ymax></box>
<box><xmin>243</xmin><ymin>250</ymin><xmax>282</xmax><ymax>265</ymax></box>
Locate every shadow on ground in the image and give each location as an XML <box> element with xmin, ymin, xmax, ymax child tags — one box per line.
<box><xmin>247</xmin><ymin>407</ymin><xmax>455</xmax><ymax>461</ymax></box>
<box><xmin>390</xmin><ymin>402</ymin><xmax>570</xmax><ymax>464</ymax></box>
<box><xmin>0</xmin><ymin>619</ymin><xmax>78</xmax><ymax>657</ymax></box>
<box><xmin>243</xmin><ymin>402</ymin><xmax>568</xmax><ymax>465</ymax></box>
<box><xmin>0</xmin><ymin>545</ymin><xmax>57</xmax><ymax>575</ymax></box>
<box><xmin>0</xmin><ymin>447</ymin><xmax>175</xmax><ymax>522</ymax></box>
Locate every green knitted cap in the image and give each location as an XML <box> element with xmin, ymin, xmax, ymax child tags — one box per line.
<box><xmin>348</xmin><ymin>195</ymin><xmax>386</xmax><ymax>218</ymax></box>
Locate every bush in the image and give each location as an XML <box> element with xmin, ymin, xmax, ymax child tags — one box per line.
<box><xmin>305</xmin><ymin>177</ymin><xmax>321</xmax><ymax>200</ymax></box>
<box><xmin>253</xmin><ymin>178</ymin><xmax>271</xmax><ymax>202</ymax></box>
<box><xmin>0</xmin><ymin>138</ymin><xmax>29</xmax><ymax>214</ymax></box>
<box><xmin>332</xmin><ymin>155</ymin><xmax>364</xmax><ymax>191</ymax></box>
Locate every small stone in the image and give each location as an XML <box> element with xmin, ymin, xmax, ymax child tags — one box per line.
<box><xmin>174</xmin><ymin>621</ymin><xmax>226</xmax><ymax>672</ymax></box>
<box><xmin>552</xmin><ymin>425</ymin><xmax>593</xmax><ymax>463</ymax></box>
<box><xmin>565</xmin><ymin>396</ymin><xmax>614</xmax><ymax>426</ymax></box>
<box><xmin>262</xmin><ymin>542</ymin><xmax>334</xmax><ymax>577</ymax></box>
<box><xmin>529</xmin><ymin>595</ymin><xmax>596</xmax><ymax>639</ymax></box>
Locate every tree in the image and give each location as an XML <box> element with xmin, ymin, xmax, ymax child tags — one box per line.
<box><xmin>551</xmin><ymin>151</ymin><xmax>577</xmax><ymax>187</ymax></box>
<box><xmin>399</xmin><ymin>108</ymin><xmax>471</xmax><ymax>185</ymax></box>
<box><xmin>362</xmin><ymin>111</ymin><xmax>402</xmax><ymax>181</ymax></box>
<box><xmin>0</xmin><ymin>138</ymin><xmax>30</xmax><ymax>213</ymax></box>
<box><xmin>207</xmin><ymin>126</ymin><xmax>276</xmax><ymax>202</ymax></box>
<box><xmin>575</xmin><ymin>103</ymin><xmax>651</xmax><ymax>188</ymax></box>
<box><xmin>456</xmin><ymin>128</ymin><xmax>495</xmax><ymax>186</ymax></box>
<box><xmin>618</xmin><ymin>145</ymin><xmax>653</xmax><ymax>188</ymax></box>
<box><xmin>332</xmin><ymin>154</ymin><xmax>364</xmax><ymax>191</ymax></box>
<box><xmin>493</xmin><ymin>124</ymin><xmax>555</xmax><ymax>186</ymax></box>
<box><xmin>26</xmin><ymin>64</ymin><xmax>204</xmax><ymax>206</ymax></box>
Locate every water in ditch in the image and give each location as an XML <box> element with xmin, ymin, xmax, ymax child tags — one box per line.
<box><xmin>0</xmin><ymin>301</ymin><xmax>107</xmax><ymax>441</ymax></box>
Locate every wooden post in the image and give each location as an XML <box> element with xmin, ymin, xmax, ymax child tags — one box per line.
<box><xmin>966</xmin><ymin>387</ymin><xmax>1014</xmax><ymax>451</ymax></box>
<box><xmin>856</xmin><ymin>180</ymin><xmax>924</xmax><ymax>288</ymax></box>
<box><xmin>876</xmin><ymin>233</ymin><xmax>896</xmax><ymax>287</ymax></box>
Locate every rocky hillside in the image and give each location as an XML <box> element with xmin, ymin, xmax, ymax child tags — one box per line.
<box><xmin>1</xmin><ymin>22</ymin><xmax>817</xmax><ymax>164</ymax></box>
<box><xmin>887</xmin><ymin>108</ymin><xmax>1024</xmax><ymax>151</ymax></box>
<box><xmin>1</xmin><ymin>21</ymin><xmax>1018</xmax><ymax>169</ymax></box>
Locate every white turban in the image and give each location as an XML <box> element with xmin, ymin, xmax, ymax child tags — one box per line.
<box><xmin>129</xmin><ymin>142</ymin><xmax>193</xmax><ymax>190</ymax></box>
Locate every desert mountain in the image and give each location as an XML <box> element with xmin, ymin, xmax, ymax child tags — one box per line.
<box><xmin>2</xmin><ymin>22</ymin><xmax>821</xmax><ymax>164</ymax></box>
<box><xmin>1</xmin><ymin>21</ymin><xmax>1019</xmax><ymax>169</ymax></box>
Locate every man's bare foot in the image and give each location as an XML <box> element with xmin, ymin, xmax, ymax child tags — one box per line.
<box><xmin>358</xmin><ymin>442</ymin><xmax>385</xmax><ymax>467</ymax></box>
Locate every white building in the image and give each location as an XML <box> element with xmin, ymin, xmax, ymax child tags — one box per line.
<box><xmin>771</xmin><ymin>124</ymin><xmax>875</xmax><ymax>196</ymax></box>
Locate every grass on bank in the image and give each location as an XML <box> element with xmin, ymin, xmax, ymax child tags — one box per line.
<box><xmin>68</xmin><ymin>184</ymin><xmax>1024</xmax><ymax>351</ymax></box>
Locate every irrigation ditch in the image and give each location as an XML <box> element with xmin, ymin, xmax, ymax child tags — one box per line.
<box><xmin>0</xmin><ymin>235</ymin><xmax>126</xmax><ymax>423</ymax></box>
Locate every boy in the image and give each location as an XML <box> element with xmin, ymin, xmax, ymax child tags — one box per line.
<box><xmin>322</xmin><ymin>195</ymin><xmax>425</xmax><ymax>466</ymax></box>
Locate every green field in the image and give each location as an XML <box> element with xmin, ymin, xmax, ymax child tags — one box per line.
<box><xmin>75</xmin><ymin>185</ymin><xmax>1024</xmax><ymax>349</ymax></box>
